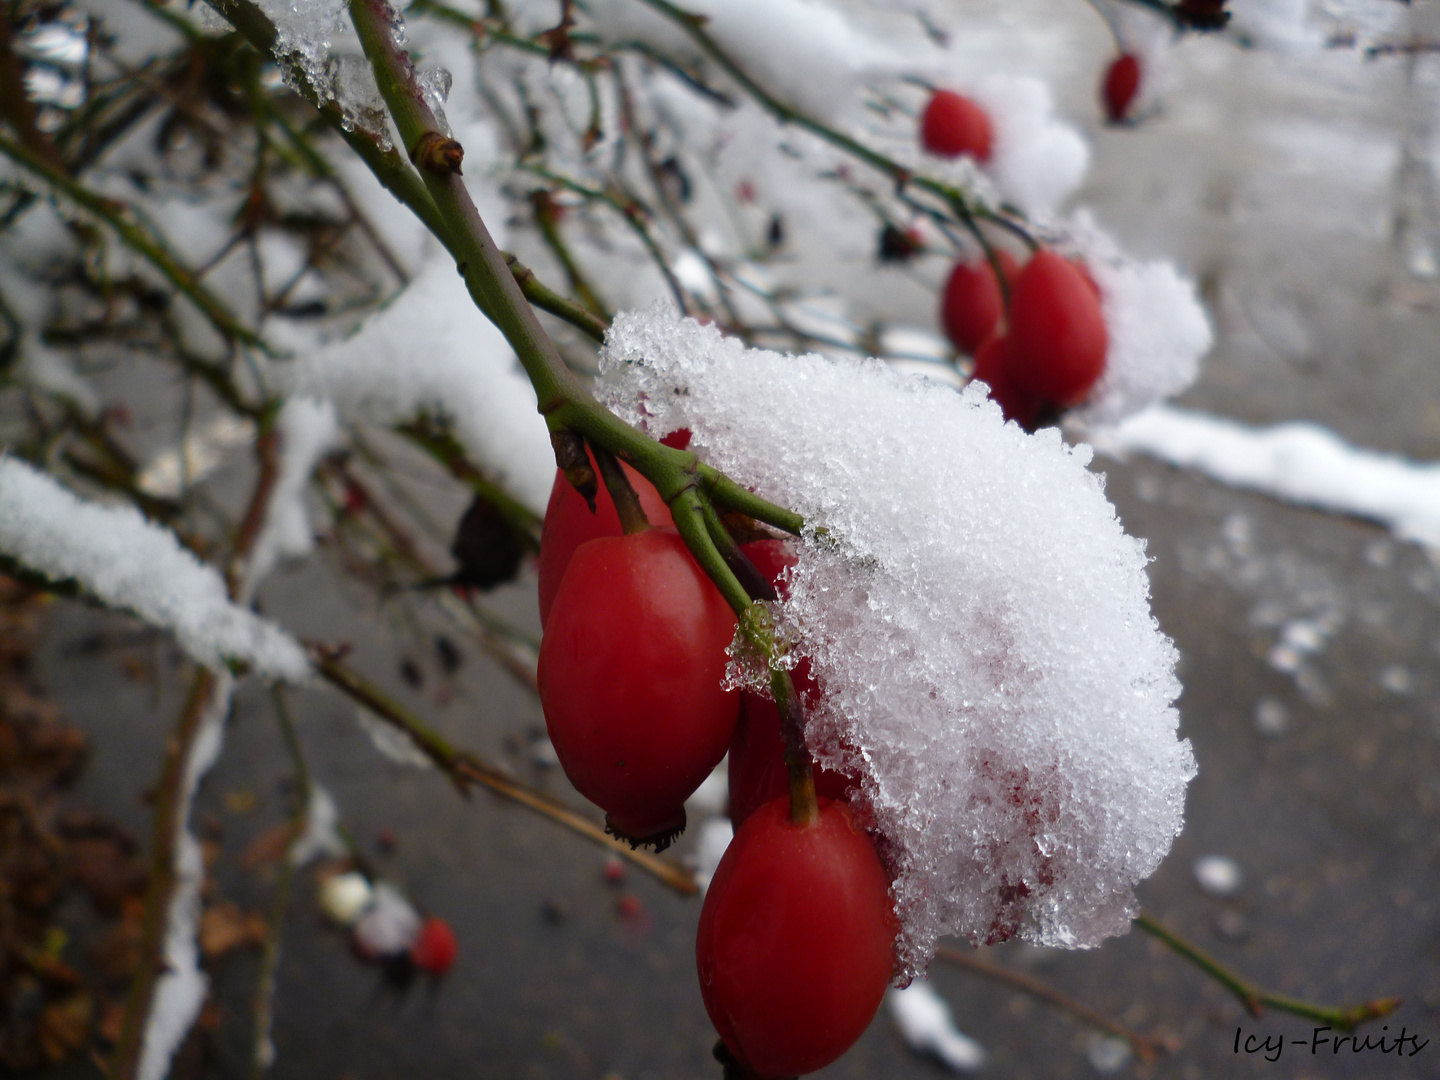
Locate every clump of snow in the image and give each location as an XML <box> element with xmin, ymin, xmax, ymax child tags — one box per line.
<box><xmin>137</xmin><ymin>413</ymin><xmax>258</xmax><ymax>500</ymax></box>
<box><xmin>888</xmin><ymin>982</ymin><xmax>986</xmax><ymax>1073</ymax></box>
<box><xmin>352</xmin><ymin>705</ymin><xmax>434</xmax><ymax>769</ymax></box>
<box><xmin>1193</xmin><ymin>854</ymin><xmax>1243</xmax><ymax>897</ymax></box>
<box><xmin>0</xmin><ymin>458</ymin><xmax>309</xmax><ymax>680</ymax></box>
<box><xmin>319</xmin><ymin>871</ymin><xmax>374</xmax><ymax>927</ymax></box>
<box><xmin>598</xmin><ymin>311</ymin><xmax>1194</xmax><ymax>974</ymax></box>
<box><xmin>1090</xmin><ymin>405</ymin><xmax>1440</xmax><ymax>548</ymax></box>
<box><xmin>237</xmin><ymin>397</ymin><xmax>342</xmax><ymax>601</ymax></box>
<box><xmin>958</xmin><ymin>75</ymin><xmax>1090</xmax><ymax>218</ymax></box>
<box><xmin>352</xmin><ymin>881</ymin><xmax>422</xmax><ymax>957</ymax></box>
<box><xmin>289</xmin><ymin>785</ymin><xmax>349</xmax><ymax>867</ymax></box>
<box><xmin>274</xmin><ymin>257</ymin><xmax>555</xmax><ymax>515</ymax></box>
<box><xmin>1059</xmin><ymin>213</ymin><xmax>1212</xmax><ymax>428</ymax></box>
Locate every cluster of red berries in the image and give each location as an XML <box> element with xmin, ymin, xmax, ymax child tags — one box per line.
<box><xmin>919</xmin><ymin>90</ymin><xmax>1110</xmax><ymax>429</ymax></box>
<box><xmin>536</xmin><ymin>447</ymin><xmax>898</xmax><ymax>1076</ymax></box>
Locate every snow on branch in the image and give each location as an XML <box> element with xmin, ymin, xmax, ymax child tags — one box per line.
<box><xmin>0</xmin><ymin>456</ymin><xmax>309</xmax><ymax>680</ymax></box>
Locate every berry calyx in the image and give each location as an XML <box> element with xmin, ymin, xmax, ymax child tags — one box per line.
<box><xmin>410</xmin><ymin>915</ymin><xmax>458</xmax><ymax>975</ymax></box>
<box><xmin>538</xmin><ymin>528</ymin><xmax>739</xmax><ymax>847</ymax></box>
<box><xmin>920</xmin><ymin>90</ymin><xmax>994</xmax><ymax>162</ymax></box>
<box><xmin>696</xmin><ymin>797</ymin><xmax>898</xmax><ymax>1078</ymax></box>
<box><xmin>537</xmin><ymin>448</ymin><xmax>673</xmax><ymax>627</ymax></box>
<box><xmin>1102</xmin><ymin>54</ymin><xmax>1142</xmax><ymax>123</ymax></box>
<box><xmin>1005</xmin><ymin>250</ymin><xmax>1108</xmax><ymax>408</ymax></box>
<box><xmin>941</xmin><ymin>249</ymin><xmax>1021</xmax><ymax>355</ymax></box>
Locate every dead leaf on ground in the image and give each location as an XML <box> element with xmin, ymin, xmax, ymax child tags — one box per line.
<box><xmin>199</xmin><ymin>902</ymin><xmax>268</xmax><ymax>959</ymax></box>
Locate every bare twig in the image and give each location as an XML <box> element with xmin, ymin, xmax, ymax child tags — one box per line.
<box><xmin>307</xmin><ymin>644</ymin><xmax>698</xmax><ymax>894</ymax></box>
<box><xmin>1134</xmin><ymin>913</ymin><xmax>1401</xmax><ymax>1032</ymax></box>
<box><xmin>935</xmin><ymin>945</ymin><xmax>1168</xmax><ymax>1062</ymax></box>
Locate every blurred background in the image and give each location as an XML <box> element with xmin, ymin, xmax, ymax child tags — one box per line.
<box><xmin>3</xmin><ymin>1</ymin><xmax>1439</xmax><ymax>1078</ymax></box>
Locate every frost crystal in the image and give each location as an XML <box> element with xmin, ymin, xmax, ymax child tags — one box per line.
<box><xmin>599</xmin><ymin>311</ymin><xmax>1194</xmax><ymax>974</ymax></box>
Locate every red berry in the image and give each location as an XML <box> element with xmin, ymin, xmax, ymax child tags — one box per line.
<box><xmin>1102</xmin><ymin>54</ymin><xmax>1142</xmax><ymax>123</ymax></box>
<box><xmin>919</xmin><ymin>90</ymin><xmax>994</xmax><ymax>162</ymax></box>
<box><xmin>538</xmin><ymin>528</ymin><xmax>739</xmax><ymax>845</ymax></box>
<box><xmin>971</xmin><ymin>336</ymin><xmax>1040</xmax><ymax>430</ymax></box>
<box><xmin>409</xmin><ymin>916</ymin><xmax>458</xmax><ymax>975</ymax></box>
<box><xmin>1005</xmin><ymin>250</ymin><xmax>1108</xmax><ymax>408</ymax></box>
<box><xmin>537</xmin><ymin>449</ymin><xmax>673</xmax><ymax>627</ymax></box>
<box><xmin>940</xmin><ymin>249</ymin><xmax>1021</xmax><ymax>355</ymax></box>
<box><xmin>696</xmin><ymin>797</ymin><xmax>897</xmax><ymax>1078</ymax></box>
<box><xmin>728</xmin><ymin>540</ymin><xmax>849</xmax><ymax>828</ymax></box>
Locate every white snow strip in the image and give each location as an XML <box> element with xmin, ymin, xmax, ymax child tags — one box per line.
<box><xmin>0</xmin><ymin>457</ymin><xmax>309</xmax><ymax>680</ymax></box>
<box><xmin>888</xmin><ymin>982</ymin><xmax>986</xmax><ymax>1073</ymax></box>
<box><xmin>1091</xmin><ymin>405</ymin><xmax>1440</xmax><ymax>547</ymax></box>
<box><xmin>138</xmin><ymin>671</ymin><xmax>234</xmax><ymax>1080</ymax></box>
<box><xmin>236</xmin><ymin>397</ymin><xmax>342</xmax><ymax>602</ymax></box>
<box><xmin>276</xmin><ymin>257</ymin><xmax>554</xmax><ymax>516</ymax></box>
<box><xmin>288</xmin><ymin>785</ymin><xmax>348</xmax><ymax>868</ymax></box>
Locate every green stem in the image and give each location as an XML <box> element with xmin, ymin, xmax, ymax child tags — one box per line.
<box><xmin>1134</xmin><ymin>913</ymin><xmax>1400</xmax><ymax>1032</ymax></box>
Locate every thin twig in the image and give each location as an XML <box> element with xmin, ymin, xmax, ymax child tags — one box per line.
<box><xmin>935</xmin><ymin>945</ymin><xmax>1168</xmax><ymax>1062</ymax></box>
<box><xmin>1134</xmin><ymin>913</ymin><xmax>1400</xmax><ymax>1032</ymax></box>
<box><xmin>0</xmin><ymin>133</ymin><xmax>267</xmax><ymax>350</ymax></box>
<box><xmin>307</xmin><ymin>645</ymin><xmax>698</xmax><ymax>895</ymax></box>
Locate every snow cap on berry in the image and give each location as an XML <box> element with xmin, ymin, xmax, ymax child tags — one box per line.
<box><xmin>598</xmin><ymin>310</ymin><xmax>1195</xmax><ymax>977</ymax></box>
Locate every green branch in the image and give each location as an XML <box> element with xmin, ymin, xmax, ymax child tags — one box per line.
<box><xmin>1134</xmin><ymin>913</ymin><xmax>1400</xmax><ymax>1032</ymax></box>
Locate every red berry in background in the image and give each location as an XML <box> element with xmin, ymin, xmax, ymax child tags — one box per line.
<box><xmin>1005</xmin><ymin>250</ymin><xmax>1108</xmax><ymax>408</ymax></box>
<box><xmin>696</xmin><ymin>797</ymin><xmax>898</xmax><ymax>1078</ymax></box>
<box><xmin>537</xmin><ymin>448</ymin><xmax>673</xmax><ymax>627</ymax></box>
<box><xmin>1102</xmin><ymin>54</ymin><xmax>1142</xmax><ymax>123</ymax></box>
<box><xmin>728</xmin><ymin>540</ymin><xmax>849</xmax><ymax>828</ymax></box>
<box><xmin>538</xmin><ymin>528</ymin><xmax>739</xmax><ymax>846</ymax></box>
<box><xmin>972</xmin><ymin>336</ymin><xmax>1040</xmax><ymax>430</ymax></box>
<box><xmin>410</xmin><ymin>916</ymin><xmax>458</xmax><ymax>975</ymax></box>
<box><xmin>920</xmin><ymin>90</ymin><xmax>994</xmax><ymax>162</ymax></box>
<box><xmin>940</xmin><ymin>249</ymin><xmax>1021</xmax><ymax>355</ymax></box>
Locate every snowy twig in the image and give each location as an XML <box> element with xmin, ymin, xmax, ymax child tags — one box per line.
<box><xmin>203</xmin><ymin>0</ymin><xmax>609</xmax><ymax>345</ymax></box>
<box><xmin>249</xmin><ymin>689</ymin><xmax>309</xmax><ymax>1080</ymax></box>
<box><xmin>0</xmin><ymin>13</ymin><xmax>66</xmax><ymax>172</ymax></box>
<box><xmin>1134</xmin><ymin>913</ymin><xmax>1400</xmax><ymax>1032</ymax></box>
<box><xmin>307</xmin><ymin>645</ymin><xmax>698</xmax><ymax>893</ymax></box>
<box><xmin>935</xmin><ymin>945</ymin><xmax>1169</xmax><ymax>1062</ymax></box>
<box><xmin>109</xmin><ymin>668</ymin><xmax>227</xmax><ymax>1080</ymax></box>
<box><xmin>0</xmin><ymin>134</ymin><xmax>267</xmax><ymax>352</ymax></box>
<box><xmin>634</xmin><ymin>0</ymin><xmax>1034</xmax><ymax>250</ymax></box>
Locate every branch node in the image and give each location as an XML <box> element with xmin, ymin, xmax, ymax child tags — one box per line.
<box><xmin>410</xmin><ymin>130</ymin><xmax>465</xmax><ymax>175</ymax></box>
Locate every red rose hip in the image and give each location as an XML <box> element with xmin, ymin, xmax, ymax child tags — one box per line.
<box><xmin>1005</xmin><ymin>250</ymin><xmax>1108</xmax><ymax>408</ymax></box>
<box><xmin>941</xmin><ymin>249</ymin><xmax>1020</xmax><ymax>355</ymax></box>
<box><xmin>538</xmin><ymin>528</ymin><xmax>739</xmax><ymax>845</ymax></box>
<box><xmin>537</xmin><ymin>449</ymin><xmax>674</xmax><ymax>627</ymax></box>
<box><xmin>696</xmin><ymin>797</ymin><xmax>898</xmax><ymax>1078</ymax></box>
<box><xmin>920</xmin><ymin>90</ymin><xmax>994</xmax><ymax>162</ymax></box>
<box><xmin>1102</xmin><ymin>54</ymin><xmax>1142</xmax><ymax>123</ymax></box>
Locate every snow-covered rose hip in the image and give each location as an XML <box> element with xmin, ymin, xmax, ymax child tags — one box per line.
<box><xmin>696</xmin><ymin>796</ymin><xmax>897</xmax><ymax>1077</ymax></box>
<box><xmin>920</xmin><ymin>89</ymin><xmax>993</xmax><ymax>162</ymax></box>
<box><xmin>538</xmin><ymin>527</ymin><xmax>739</xmax><ymax>846</ymax></box>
